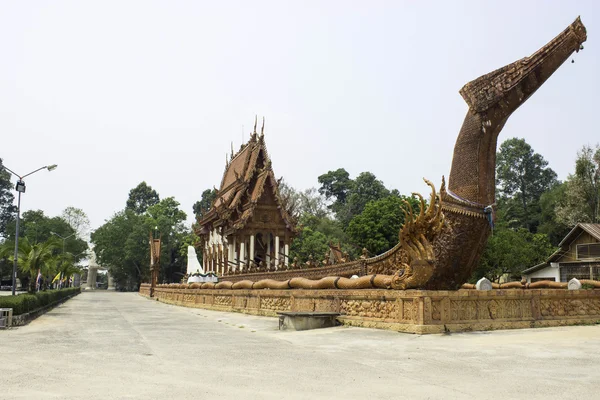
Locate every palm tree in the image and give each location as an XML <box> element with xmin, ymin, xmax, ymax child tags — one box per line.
<box><xmin>0</xmin><ymin>237</ymin><xmax>61</xmax><ymax>292</ymax></box>
<box><xmin>49</xmin><ymin>251</ymin><xmax>83</xmax><ymax>288</ymax></box>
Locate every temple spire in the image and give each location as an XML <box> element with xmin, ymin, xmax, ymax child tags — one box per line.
<box><xmin>253</xmin><ymin>115</ymin><xmax>257</xmax><ymax>134</ymax></box>
<box><xmin>261</xmin><ymin>117</ymin><xmax>265</xmax><ymax>136</ymax></box>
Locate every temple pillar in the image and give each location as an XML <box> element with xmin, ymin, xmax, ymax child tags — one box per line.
<box><xmin>240</xmin><ymin>240</ymin><xmax>246</xmax><ymax>271</ymax></box>
<box><xmin>266</xmin><ymin>234</ymin><xmax>271</xmax><ymax>266</ymax></box>
<box><xmin>232</xmin><ymin>237</ymin><xmax>237</xmax><ymax>271</ymax></box>
<box><xmin>203</xmin><ymin>242</ymin><xmax>207</xmax><ymax>272</ymax></box>
<box><xmin>275</xmin><ymin>236</ymin><xmax>280</xmax><ymax>270</ymax></box>
<box><xmin>218</xmin><ymin>244</ymin><xmax>223</xmax><ymax>275</ymax></box>
<box><xmin>213</xmin><ymin>244</ymin><xmax>217</xmax><ymax>273</ymax></box>
<box><xmin>249</xmin><ymin>235</ymin><xmax>255</xmax><ymax>269</ymax></box>
<box><xmin>284</xmin><ymin>243</ymin><xmax>289</xmax><ymax>267</ymax></box>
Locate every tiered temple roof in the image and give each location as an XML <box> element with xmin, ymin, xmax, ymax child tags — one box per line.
<box><xmin>197</xmin><ymin>127</ymin><xmax>296</xmax><ymax>237</ymax></box>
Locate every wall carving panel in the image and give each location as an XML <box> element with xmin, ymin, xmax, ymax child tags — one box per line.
<box><xmin>340</xmin><ymin>299</ymin><xmax>396</xmax><ymax>320</ymax></box>
<box><xmin>260</xmin><ymin>297</ymin><xmax>291</xmax><ymax>311</ymax></box>
<box><xmin>214</xmin><ymin>295</ymin><xmax>232</xmax><ymax>307</ymax></box>
<box><xmin>144</xmin><ymin>288</ymin><xmax>600</xmax><ymax>334</ymax></box>
<box><xmin>541</xmin><ymin>298</ymin><xmax>600</xmax><ymax>317</ymax></box>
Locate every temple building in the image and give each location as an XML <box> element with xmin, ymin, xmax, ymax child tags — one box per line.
<box><xmin>196</xmin><ymin>121</ymin><xmax>297</xmax><ymax>275</ymax></box>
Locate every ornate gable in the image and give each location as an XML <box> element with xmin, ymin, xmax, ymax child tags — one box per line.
<box><xmin>196</xmin><ymin>122</ymin><xmax>297</xmax><ymax>237</ymax></box>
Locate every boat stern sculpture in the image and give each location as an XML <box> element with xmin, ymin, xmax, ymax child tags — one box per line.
<box><xmin>412</xmin><ymin>17</ymin><xmax>587</xmax><ymax>289</ymax></box>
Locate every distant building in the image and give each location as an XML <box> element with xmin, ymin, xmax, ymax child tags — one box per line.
<box><xmin>196</xmin><ymin>125</ymin><xmax>297</xmax><ymax>275</ymax></box>
<box><xmin>522</xmin><ymin>223</ymin><xmax>600</xmax><ymax>283</ymax></box>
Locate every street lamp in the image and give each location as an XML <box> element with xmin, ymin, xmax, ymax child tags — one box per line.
<box><xmin>50</xmin><ymin>231</ymin><xmax>78</xmax><ymax>289</ymax></box>
<box><xmin>50</xmin><ymin>231</ymin><xmax>78</xmax><ymax>254</ymax></box>
<box><xmin>1</xmin><ymin>164</ymin><xmax>58</xmax><ymax>295</ymax></box>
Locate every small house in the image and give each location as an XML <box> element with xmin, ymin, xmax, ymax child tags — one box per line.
<box><xmin>522</xmin><ymin>223</ymin><xmax>600</xmax><ymax>283</ymax></box>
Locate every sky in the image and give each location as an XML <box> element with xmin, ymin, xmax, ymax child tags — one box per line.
<box><xmin>1</xmin><ymin>1</ymin><xmax>599</xmax><ymax>232</ymax></box>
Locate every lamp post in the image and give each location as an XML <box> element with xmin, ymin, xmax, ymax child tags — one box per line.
<box><xmin>50</xmin><ymin>231</ymin><xmax>77</xmax><ymax>289</ymax></box>
<box><xmin>50</xmin><ymin>231</ymin><xmax>77</xmax><ymax>255</ymax></box>
<box><xmin>1</xmin><ymin>164</ymin><xmax>58</xmax><ymax>295</ymax></box>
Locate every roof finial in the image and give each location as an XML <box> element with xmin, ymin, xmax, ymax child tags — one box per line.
<box><xmin>230</xmin><ymin>142</ymin><xmax>234</xmax><ymax>160</ymax></box>
<box><xmin>253</xmin><ymin>115</ymin><xmax>257</xmax><ymax>134</ymax></box>
<box><xmin>261</xmin><ymin>116</ymin><xmax>265</xmax><ymax>136</ymax></box>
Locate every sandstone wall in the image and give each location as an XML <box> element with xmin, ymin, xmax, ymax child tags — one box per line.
<box><xmin>140</xmin><ymin>284</ymin><xmax>600</xmax><ymax>334</ymax></box>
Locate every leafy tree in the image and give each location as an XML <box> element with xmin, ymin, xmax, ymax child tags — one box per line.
<box><xmin>496</xmin><ymin>138</ymin><xmax>557</xmax><ymax>232</ymax></box>
<box><xmin>61</xmin><ymin>206</ymin><xmax>91</xmax><ymax>240</ymax></box>
<box><xmin>318</xmin><ymin>169</ymin><xmax>390</xmax><ymax>227</ymax></box>
<box><xmin>93</xmin><ymin>191</ymin><xmax>190</xmax><ymax>289</ymax></box>
<box><xmin>146</xmin><ymin>197</ymin><xmax>189</xmax><ymax>282</ymax></box>
<box><xmin>92</xmin><ymin>210</ymin><xmax>146</xmax><ymax>290</ymax></box>
<box><xmin>280</xmin><ymin>184</ymin><xmax>329</xmax><ymax>221</ymax></box>
<box><xmin>289</xmin><ymin>227</ymin><xmax>329</xmax><ymax>264</ymax></box>
<box><xmin>537</xmin><ymin>183</ymin><xmax>570</xmax><ymax>246</ymax></box>
<box><xmin>192</xmin><ymin>189</ymin><xmax>217</xmax><ymax>220</ymax></box>
<box><xmin>126</xmin><ymin>182</ymin><xmax>159</xmax><ymax>215</ymax></box>
<box><xmin>573</xmin><ymin>144</ymin><xmax>599</xmax><ymax>222</ymax></box>
<box><xmin>339</xmin><ymin>172</ymin><xmax>390</xmax><ymax>226</ymax></box>
<box><xmin>346</xmin><ymin>195</ymin><xmax>419</xmax><ymax>256</ymax></box>
<box><xmin>17</xmin><ymin>210</ymin><xmax>88</xmax><ymax>260</ymax></box>
<box><xmin>554</xmin><ymin>145</ymin><xmax>600</xmax><ymax>226</ymax></box>
<box><xmin>473</xmin><ymin>227</ymin><xmax>554</xmax><ymax>283</ymax></box>
<box><xmin>297</xmin><ymin>188</ymin><xmax>329</xmax><ymax>219</ymax></box>
<box><xmin>0</xmin><ymin>158</ymin><xmax>16</xmax><ymax>239</ymax></box>
<box><xmin>317</xmin><ymin>168</ymin><xmax>353</xmax><ymax>213</ymax></box>
<box><xmin>0</xmin><ymin>237</ymin><xmax>61</xmax><ymax>292</ymax></box>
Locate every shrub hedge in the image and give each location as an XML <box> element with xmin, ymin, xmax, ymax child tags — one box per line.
<box><xmin>0</xmin><ymin>287</ymin><xmax>81</xmax><ymax>315</ymax></box>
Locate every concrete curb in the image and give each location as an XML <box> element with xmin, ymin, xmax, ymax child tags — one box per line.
<box><xmin>10</xmin><ymin>292</ymin><xmax>81</xmax><ymax>327</ymax></box>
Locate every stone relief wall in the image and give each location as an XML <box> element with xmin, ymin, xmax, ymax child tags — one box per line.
<box><xmin>141</xmin><ymin>285</ymin><xmax>600</xmax><ymax>334</ymax></box>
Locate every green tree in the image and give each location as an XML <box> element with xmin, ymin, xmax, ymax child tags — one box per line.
<box><xmin>496</xmin><ymin>138</ymin><xmax>558</xmax><ymax>232</ymax></box>
<box><xmin>91</xmin><ymin>210</ymin><xmax>146</xmax><ymax>290</ymax></box>
<box><xmin>146</xmin><ymin>197</ymin><xmax>189</xmax><ymax>282</ymax></box>
<box><xmin>0</xmin><ymin>237</ymin><xmax>61</xmax><ymax>292</ymax></box>
<box><xmin>473</xmin><ymin>227</ymin><xmax>554</xmax><ymax>283</ymax></box>
<box><xmin>346</xmin><ymin>195</ymin><xmax>419</xmax><ymax>256</ymax></box>
<box><xmin>16</xmin><ymin>210</ymin><xmax>88</xmax><ymax>261</ymax></box>
<box><xmin>0</xmin><ymin>158</ymin><xmax>16</xmax><ymax>239</ymax></box>
<box><xmin>318</xmin><ymin>169</ymin><xmax>390</xmax><ymax>227</ymax></box>
<box><xmin>192</xmin><ymin>189</ymin><xmax>217</xmax><ymax>220</ymax></box>
<box><xmin>537</xmin><ymin>183</ymin><xmax>570</xmax><ymax>246</ymax></box>
<box><xmin>339</xmin><ymin>172</ymin><xmax>390</xmax><ymax>226</ymax></box>
<box><xmin>93</xmin><ymin>190</ymin><xmax>190</xmax><ymax>289</ymax></box>
<box><xmin>126</xmin><ymin>182</ymin><xmax>160</xmax><ymax>215</ymax></box>
<box><xmin>289</xmin><ymin>227</ymin><xmax>329</xmax><ymax>264</ymax></box>
<box><xmin>573</xmin><ymin>144</ymin><xmax>599</xmax><ymax>222</ymax></box>
<box><xmin>317</xmin><ymin>168</ymin><xmax>353</xmax><ymax>213</ymax></box>
<box><xmin>555</xmin><ymin>145</ymin><xmax>600</xmax><ymax>226</ymax></box>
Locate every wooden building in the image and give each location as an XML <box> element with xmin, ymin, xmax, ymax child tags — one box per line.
<box><xmin>523</xmin><ymin>223</ymin><xmax>600</xmax><ymax>283</ymax></box>
<box><xmin>196</xmin><ymin>124</ymin><xmax>297</xmax><ymax>275</ymax></box>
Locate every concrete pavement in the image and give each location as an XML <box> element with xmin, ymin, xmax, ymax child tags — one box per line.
<box><xmin>1</xmin><ymin>291</ymin><xmax>599</xmax><ymax>399</ymax></box>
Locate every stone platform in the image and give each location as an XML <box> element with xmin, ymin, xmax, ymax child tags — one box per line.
<box><xmin>140</xmin><ymin>285</ymin><xmax>600</xmax><ymax>334</ymax></box>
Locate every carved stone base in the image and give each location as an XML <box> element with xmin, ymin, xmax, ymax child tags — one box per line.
<box><xmin>141</xmin><ymin>287</ymin><xmax>600</xmax><ymax>334</ymax></box>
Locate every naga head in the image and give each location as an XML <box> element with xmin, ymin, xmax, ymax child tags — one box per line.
<box><xmin>449</xmin><ymin>17</ymin><xmax>587</xmax><ymax>205</ymax></box>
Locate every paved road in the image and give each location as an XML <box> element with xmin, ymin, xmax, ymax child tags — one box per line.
<box><xmin>1</xmin><ymin>292</ymin><xmax>599</xmax><ymax>399</ymax></box>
